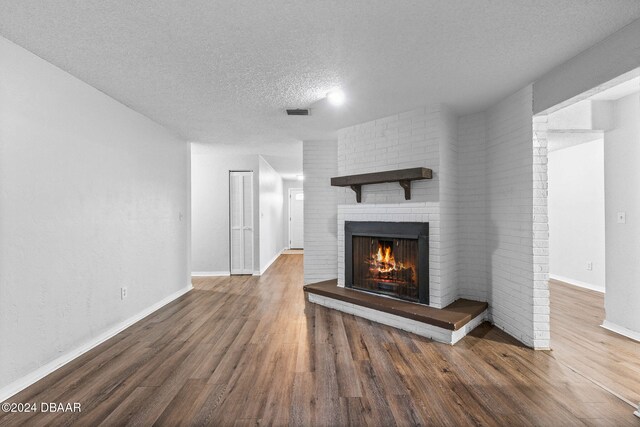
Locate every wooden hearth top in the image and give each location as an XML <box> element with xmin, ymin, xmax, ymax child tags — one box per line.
<box><xmin>303</xmin><ymin>280</ymin><xmax>487</xmax><ymax>331</ymax></box>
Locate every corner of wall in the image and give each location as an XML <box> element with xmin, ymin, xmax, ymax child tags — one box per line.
<box><xmin>532</xmin><ymin>113</ymin><xmax>551</xmax><ymax>349</ymax></box>
<box><xmin>257</xmin><ymin>156</ymin><xmax>285</xmax><ymax>273</ymax></box>
<box><xmin>485</xmin><ymin>84</ymin><xmax>543</xmax><ymax>348</ymax></box>
<box><xmin>456</xmin><ymin>112</ymin><xmax>489</xmax><ymax>303</ymax></box>
<box><xmin>302</xmin><ymin>140</ymin><xmax>339</xmax><ymax>284</ymax></box>
<box><xmin>438</xmin><ymin>106</ymin><xmax>460</xmax><ymax>307</ymax></box>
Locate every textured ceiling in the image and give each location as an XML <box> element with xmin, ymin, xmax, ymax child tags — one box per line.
<box><xmin>2</xmin><ymin>1</ymin><xmax>640</xmax><ymax>173</ymax></box>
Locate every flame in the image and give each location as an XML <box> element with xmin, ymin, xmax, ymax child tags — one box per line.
<box><xmin>376</xmin><ymin>244</ymin><xmax>393</xmax><ymax>264</ymax></box>
<box><xmin>370</xmin><ymin>241</ymin><xmax>404</xmax><ymax>274</ymax></box>
<box><xmin>364</xmin><ymin>239</ymin><xmax>416</xmax><ymax>285</ymax></box>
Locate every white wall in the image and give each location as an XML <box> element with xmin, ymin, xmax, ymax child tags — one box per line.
<box><xmin>547</xmin><ymin>100</ymin><xmax>597</xmax><ymax>130</ymax></box>
<box><xmin>282</xmin><ymin>179</ymin><xmax>302</xmax><ymax>249</ymax></box>
<box><xmin>604</xmin><ymin>92</ymin><xmax>640</xmax><ymax>334</ymax></box>
<box><xmin>0</xmin><ymin>37</ymin><xmax>190</xmax><ymax>395</ymax></box>
<box><xmin>303</xmin><ymin>140</ymin><xmax>338</xmax><ymax>284</ymax></box>
<box><xmin>191</xmin><ymin>144</ymin><xmax>260</xmax><ymax>274</ymax></box>
<box><xmin>258</xmin><ymin>156</ymin><xmax>285</xmax><ymax>273</ymax></box>
<box><xmin>548</xmin><ymin>139</ymin><xmax>606</xmax><ymax>291</ymax></box>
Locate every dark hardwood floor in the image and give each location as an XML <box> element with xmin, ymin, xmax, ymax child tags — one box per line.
<box><xmin>1</xmin><ymin>255</ymin><xmax>638</xmax><ymax>426</ymax></box>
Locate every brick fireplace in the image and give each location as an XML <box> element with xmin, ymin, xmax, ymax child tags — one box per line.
<box><xmin>334</xmin><ymin>106</ymin><xmax>457</xmax><ymax>309</ymax></box>
<box><xmin>305</xmin><ymin>93</ymin><xmax>550</xmax><ymax>349</ymax></box>
<box><xmin>304</xmin><ymin>105</ymin><xmax>489</xmax><ymax>345</ymax></box>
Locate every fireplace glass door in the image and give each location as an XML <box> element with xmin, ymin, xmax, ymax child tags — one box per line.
<box><xmin>351</xmin><ymin>236</ymin><xmax>419</xmax><ymax>302</ymax></box>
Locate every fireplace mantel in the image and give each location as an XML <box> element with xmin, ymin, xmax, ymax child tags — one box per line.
<box><xmin>330</xmin><ymin>167</ymin><xmax>432</xmax><ymax>202</ymax></box>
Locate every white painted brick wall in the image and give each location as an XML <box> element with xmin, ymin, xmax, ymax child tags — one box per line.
<box><xmin>457</xmin><ymin>113</ymin><xmax>489</xmax><ymax>302</ymax></box>
<box><xmin>303</xmin><ymin>140</ymin><xmax>339</xmax><ymax>284</ymax></box>
<box><xmin>438</xmin><ymin>108</ymin><xmax>459</xmax><ymax>307</ymax></box>
<box><xmin>532</xmin><ymin>114</ymin><xmax>550</xmax><ymax>349</ymax></box>
<box><xmin>486</xmin><ymin>85</ymin><xmax>548</xmax><ymax>349</ymax></box>
<box><xmin>337</xmin><ymin>106</ymin><xmax>441</xmax><ymax>205</ymax></box>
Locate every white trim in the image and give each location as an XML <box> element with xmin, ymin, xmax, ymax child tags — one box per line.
<box><xmin>288</xmin><ymin>187</ymin><xmax>304</xmax><ymax>250</ymax></box>
<box><xmin>0</xmin><ymin>284</ymin><xmax>192</xmax><ymax>403</ymax></box>
<box><xmin>307</xmin><ymin>292</ymin><xmax>487</xmax><ymax>345</ymax></box>
<box><xmin>254</xmin><ymin>248</ymin><xmax>286</xmax><ymax>276</ymax></box>
<box><xmin>601</xmin><ymin>320</ymin><xmax>640</xmax><ymax>343</ymax></box>
<box><xmin>191</xmin><ymin>271</ymin><xmax>230</xmax><ymax>277</ymax></box>
<box><xmin>549</xmin><ymin>274</ymin><xmax>605</xmax><ymax>293</ymax></box>
<box><xmin>634</xmin><ymin>406</ymin><xmax>640</xmax><ymax>419</ymax></box>
<box><xmin>186</xmin><ymin>144</ymin><xmax>193</xmax><ymax>291</ymax></box>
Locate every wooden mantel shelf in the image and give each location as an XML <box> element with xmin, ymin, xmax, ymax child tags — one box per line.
<box><xmin>330</xmin><ymin>167</ymin><xmax>432</xmax><ymax>203</ymax></box>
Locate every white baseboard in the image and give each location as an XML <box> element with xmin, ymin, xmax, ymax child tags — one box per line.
<box><xmin>254</xmin><ymin>248</ymin><xmax>286</xmax><ymax>276</ymax></box>
<box><xmin>191</xmin><ymin>271</ymin><xmax>230</xmax><ymax>277</ymax></box>
<box><xmin>0</xmin><ymin>284</ymin><xmax>192</xmax><ymax>403</ymax></box>
<box><xmin>549</xmin><ymin>274</ymin><xmax>605</xmax><ymax>293</ymax></box>
<box><xmin>601</xmin><ymin>320</ymin><xmax>640</xmax><ymax>343</ymax></box>
<box><xmin>634</xmin><ymin>406</ymin><xmax>639</xmax><ymax>418</ymax></box>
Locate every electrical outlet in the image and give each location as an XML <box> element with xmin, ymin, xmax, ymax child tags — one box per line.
<box><xmin>617</xmin><ymin>212</ymin><xmax>626</xmax><ymax>224</ymax></box>
<box><xmin>121</xmin><ymin>287</ymin><xmax>128</xmax><ymax>300</ymax></box>
<box><xmin>587</xmin><ymin>262</ymin><xmax>593</xmax><ymax>271</ymax></box>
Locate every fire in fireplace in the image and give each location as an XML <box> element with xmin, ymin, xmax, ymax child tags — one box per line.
<box><xmin>345</xmin><ymin>221</ymin><xmax>429</xmax><ymax>304</ymax></box>
<box><xmin>353</xmin><ymin>237</ymin><xmax>418</xmax><ymax>300</ymax></box>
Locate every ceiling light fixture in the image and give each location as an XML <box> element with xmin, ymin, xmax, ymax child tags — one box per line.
<box><xmin>326</xmin><ymin>89</ymin><xmax>345</xmax><ymax>106</ymax></box>
<box><xmin>296</xmin><ymin>174</ymin><xmax>305</xmax><ymax>181</ymax></box>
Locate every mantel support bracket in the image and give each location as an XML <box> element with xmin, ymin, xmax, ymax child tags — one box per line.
<box><xmin>399</xmin><ymin>180</ymin><xmax>411</xmax><ymax>200</ymax></box>
<box><xmin>350</xmin><ymin>185</ymin><xmax>362</xmax><ymax>203</ymax></box>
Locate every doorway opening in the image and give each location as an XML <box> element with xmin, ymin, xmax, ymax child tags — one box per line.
<box><xmin>534</xmin><ymin>68</ymin><xmax>640</xmax><ymax>409</ymax></box>
<box><xmin>288</xmin><ymin>187</ymin><xmax>304</xmax><ymax>250</ymax></box>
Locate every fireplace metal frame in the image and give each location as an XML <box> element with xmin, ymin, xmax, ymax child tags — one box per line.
<box><xmin>345</xmin><ymin>221</ymin><xmax>429</xmax><ymax>305</ymax></box>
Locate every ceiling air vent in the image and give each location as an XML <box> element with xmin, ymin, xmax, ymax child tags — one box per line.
<box><xmin>286</xmin><ymin>109</ymin><xmax>310</xmax><ymax>116</ymax></box>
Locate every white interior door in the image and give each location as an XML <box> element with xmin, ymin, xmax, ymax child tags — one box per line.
<box><xmin>289</xmin><ymin>188</ymin><xmax>304</xmax><ymax>249</ymax></box>
<box><xmin>230</xmin><ymin>171</ymin><xmax>254</xmax><ymax>274</ymax></box>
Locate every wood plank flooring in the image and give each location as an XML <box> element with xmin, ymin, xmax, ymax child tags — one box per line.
<box><xmin>549</xmin><ymin>279</ymin><xmax>640</xmax><ymax>406</ymax></box>
<box><xmin>0</xmin><ymin>255</ymin><xmax>638</xmax><ymax>426</ymax></box>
